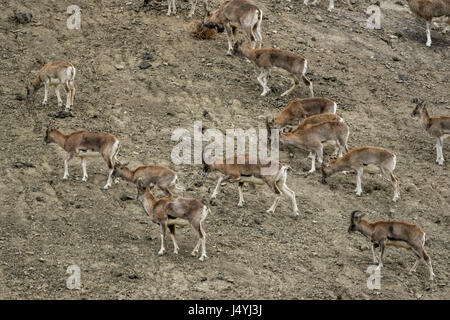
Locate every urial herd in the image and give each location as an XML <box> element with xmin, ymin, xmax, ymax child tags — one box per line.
<box><xmin>26</xmin><ymin>0</ymin><xmax>449</xmax><ymax>282</ymax></box>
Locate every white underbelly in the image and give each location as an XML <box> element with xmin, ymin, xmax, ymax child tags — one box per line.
<box><xmin>239</xmin><ymin>176</ymin><xmax>265</xmax><ymax>185</ymax></box>
<box><xmin>49</xmin><ymin>78</ymin><xmax>63</xmax><ymax>86</ymax></box>
<box><xmin>76</xmin><ymin>150</ymin><xmax>101</xmax><ymax>158</ymax></box>
<box><xmin>386</xmin><ymin>240</ymin><xmax>411</xmax><ymax>250</ymax></box>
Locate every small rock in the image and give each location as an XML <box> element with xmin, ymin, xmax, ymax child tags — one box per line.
<box><xmin>15</xmin><ymin>94</ymin><xmax>25</xmax><ymax>101</ymax></box>
<box><xmin>230</xmin><ymin>99</ymin><xmax>242</xmax><ymax>108</ymax></box>
<box><xmin>49</xmin><ymin>110</ymin><xmax>74</xmax><ymax>119</ymax></box>
<box><xmin>194</xmin><ymin>181</ymin><xmax>203</xmax><ymax>187</ymax></box>
<box><xmin>142</xmin><ymin>51</ymin><xmax>154</xmax><ymax>61</ymax></box>
<box><xmin>128</xmin><ymin>274</ymin><xmax>140</xmax><ymax>280</ymax></box>
<box><xmin>35</xmin><ymin>196</ymin><xmax>45</xmax><ymax>202</ymax></box>
<box><xmin>38</xmin><ymin>258</ymin><xmax>45</xmax><ymax>263</ymax></box>
<box><xmin>315</xmin><ymin>15</ymin><xmax>323</xmax><ymax>22</ymax></box>
<box><xmin>138</xmin><ymin>60</ymin><xmax>151</xmax><ymax>69</ymax></box>
<box><xmin>115</xmin><ymin>64</ymin><xmax>125</xmax><ymax>70</ymax></box>
<box><xmin>323</xmin><ymin>76</ymin><xmax>337</xmax><ymax>81</ymax></box>
<box><xmin>405</xmin><ymin>183</ymin><xmax>418</xmax><ymax>193</ymax></box>
<box><xmin>120</xmin><ymin>194</ymin><xmax>134</xmax><ymax>201</ymax></box>
<box><xmin>112</xmin><ymin>271</ymin><xmax>123</xmax><ymax>277</ymax></box>
<box><xmin>15</xmin><ymin>12</ymin><xmax>32</xmax><ymax>24</ymax></box>
<box><xmin>13</xmin><ymin>161</ymin><xmax>35</xmax><ymax>168</ymax></box>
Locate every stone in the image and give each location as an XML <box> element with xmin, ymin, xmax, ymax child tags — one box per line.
<box><xmin>15</xmin><ymin>12</ymin><xmax>32</xmax><ymax>24</ymax></box>
<box><xmin>138</xmin><ymin>60</ymin><xmax>151</xmax><ymax>69</ymax></box>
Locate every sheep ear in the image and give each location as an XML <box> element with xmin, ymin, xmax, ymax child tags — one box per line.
<box><xmin>355</xmin><ymin>211</ymin><xmax>366</xmax><ymax>219</ymax></box>
<box><xmin>416</xmin><ymin>99</ymin><xmax>426</xmax><ymax>108</ymax></box>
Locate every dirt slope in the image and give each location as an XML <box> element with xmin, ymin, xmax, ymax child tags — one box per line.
<box><xmin>0</xmin><ymin>0</ymin><xmax>448</xmax><ymax>299</ymax></box>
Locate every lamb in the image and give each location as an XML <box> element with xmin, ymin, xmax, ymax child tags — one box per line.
<box><xmin>27</xmin><ymin>61</ymin><xmax>76</xmax><ymax>111</ymax></box>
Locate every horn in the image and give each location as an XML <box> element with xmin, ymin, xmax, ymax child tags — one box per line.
<box><xmin>136</xmin><ymin>177</ymin><xmax>145</xmax><ymax>189</ymax></box>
